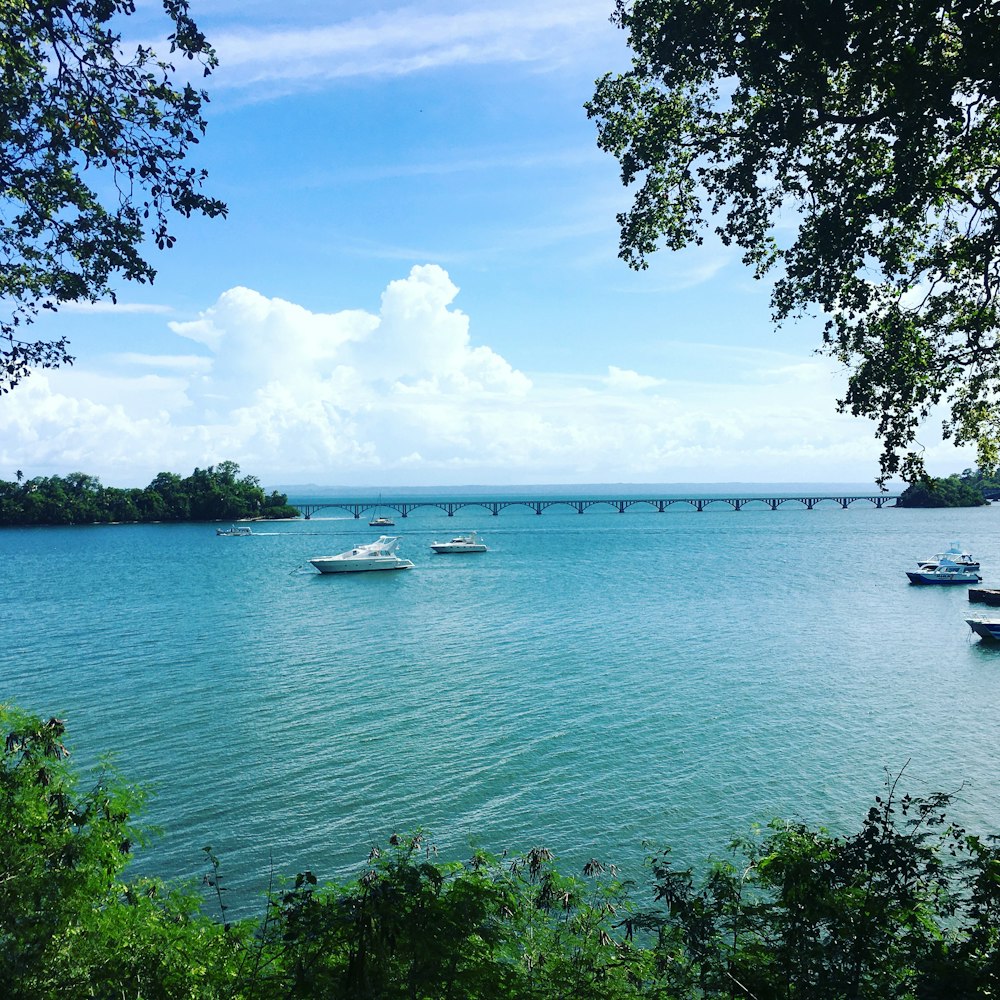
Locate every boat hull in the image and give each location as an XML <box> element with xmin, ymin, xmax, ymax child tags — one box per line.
<box><xmin>310</xmin><ymin>558</ymin><xmax>412</xmax><ymax>573</ymax></box>
<box><xmin>430</xmin><ymin>543</ymin><xmax>487</xmax><ymax>553</ymax></box>
<box><xmin>967</xmin><ymin>619</ymin><xmax>1000</xmax><ymax>642</ymax></box>
<box><xmin>906</xmin><ymin>571</ymin><xmax>980</xmax><ymax>585</ymax></box>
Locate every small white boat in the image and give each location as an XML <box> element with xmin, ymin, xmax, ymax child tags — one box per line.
<box><xmin>369</xmin><ymin>494</ymin><xmax>395</xmax><ymax>527</ymax></box>
<box><xmin>967</xmin><ymin>619</ymin><xmax>1000</xmax><ymax>642</ymax></box>
<box><xmin>309</xmin><ymin>536</ymin><xmax>413</xmax><ymax>574</ymax></box>
<box><xmin>906</xmin><ymin>560</ymin><xmax>982</xmax><ymax>585</ymax></box>
<box><xmin>217</xmin><ymin>525</ymin><xmax>252</xmax><ymax>537</ymax></box>
<box><xmin>430</xmin><ymin>531</ymin><xmax>488</xmax><ymax>554</ymax></box>
<box><xmin>917</xmin><ymin>543</ymin><xmax>979</xmax><ymax>572</ymax></box>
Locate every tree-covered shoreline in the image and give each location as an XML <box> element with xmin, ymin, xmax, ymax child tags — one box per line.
<box><xmin>0</xmin><ymin>461</ymin><xmax>299</xmax><ymax>526</ymax></box>
<box><xmin>896</xmin><ymin>469</ymin><xmax>999</xmax><ymax>508</ymax></box>
<box><xmin>5</xmin><ymin>706</ymin><xmax>1000</xmax><ymax>998</ymax></box>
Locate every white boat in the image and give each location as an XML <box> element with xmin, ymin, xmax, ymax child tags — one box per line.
<box><xmin>917</xmin><ymin>543</ymin><xmax>979</xmax><ymax>572</ymax></box>
<box><xmin>967</xmin><ymin>618</ymin><xmax>1000</xmax><ymax>642</ymax></box>
<box><xmin>217</xmin><ymin>525</ymin><xmax>252</xmax><ymax>536</ymax></box>
<box><xmin>906</xmin><ymin>560</ymin><xmax>982</xmax><ymax>585</ymax></box>
<box><xmin>369</xmin><ymin>494</ymin><xmax>395</xmax><ymax>527</ymax></box>
<box><xmin>309</xmin><ymin>536</ymin><xmax>413</xmax><ymax>574</ymax></box>
<box><xmin>430</xmin><ymin>531</ymin><xmax>488</xmax><ymax>554</ymax></box>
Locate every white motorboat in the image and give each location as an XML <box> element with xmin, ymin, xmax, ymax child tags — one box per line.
<box><xmin>430</xmin><ymin>531</ymin><xmax>488</xmax><ymax>554</ymax></box>
<box><xmin>906</xmin><ymin>560</ymin><xmax>982</xmax><ymax>585</ymax></box>
<box><xmin>217</xmin><ymin>525</ymin><xmax>252</xmax><ymax>536</ymax></box>
<box><xmin>309</xmin><ymin>536</ymin><xmax>413</xmax><ymax>574</ymax></box>
<box><xmin>967</xmin><ymin>619</ymin><xmax>1000</xmax><ymax>642</ymax></box>
<box><xmin>917</xmin><ymin>543</ymin><xmax>979</xmax><ymax>572</ymax></box>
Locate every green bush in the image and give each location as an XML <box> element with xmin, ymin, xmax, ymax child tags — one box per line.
<box><xmin>5</xmin><ymin>706</ymin><xmax>1000</xmax><ymax>998</ymax></box>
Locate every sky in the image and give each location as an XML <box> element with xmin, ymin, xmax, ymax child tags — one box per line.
<box><xmin>0</xmin><ymin>0</ymin><xmax>975</xmax><ymax>490</ymax></box>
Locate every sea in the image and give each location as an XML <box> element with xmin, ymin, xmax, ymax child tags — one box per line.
<box><xmin>5</xmin><ymin>486</ymin><xmax>1000</xmax><ymax>916</ymax></box>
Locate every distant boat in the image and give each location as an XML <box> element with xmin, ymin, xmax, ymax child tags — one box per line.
<box><xmin>217</xmin><ymin>525</ymin><xmax>252</xmax><ymax>537</ymax></box>
<box><xmin>309</xmin><ymin>536</ymin><xmax>413</xmax><ymax>574</ymax></box>
<box><xmin>369</xmin><ymin>494</ymin><xmax>395</xmax><ymax>527</ymax></box>
<box><xmin>967</xmin><ymin>619</ymin><xmax>1000</xmax><ymax>642</ymax></box>
<box><xmin>430</xmin><ymin>531</ymin><xmax>487</xmax><ymax>554</ymax></box>
<box><xmin>906</xmin><ymin>561</ymin><xmax>982</xmax><ymax>585</ymax></box>
<box><xmin>917</xmin><ymin>543</ymin><xmax>979</xmax><ymax>572</ymax></box>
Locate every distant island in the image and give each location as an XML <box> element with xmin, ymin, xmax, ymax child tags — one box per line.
<box><xmin>896</xmin><ymin>469</ymin><xmax>994</xmax><ymax>508</ymax></box>
<box><xmin>0</xmin><ymin>461</ymin><xmax>299</xmax><ymax>526</ymax></box>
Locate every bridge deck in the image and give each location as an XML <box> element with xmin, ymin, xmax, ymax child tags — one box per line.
<box><xmin>291</xmin><ymin>495</ymin><xmax>899</xmax><ymax>519</ymax></box>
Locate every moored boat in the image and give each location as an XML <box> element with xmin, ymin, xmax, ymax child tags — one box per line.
<box><xmin>430</xmin><ymin>531</ymin><xmax>487</xmax><ymax>554</ymax></box>
<box><xmin>369</xmin><ymin>493</ymin><xmax>395</xmax><ymax>527</ymax></box>
<box><xmin>309</xmin><ymin>536</ymin><xmax>413</xmax><ymax>574</ymax></box>
<box><xmin>906</xmin><ymin>561</ymin><xmax>982</xmax><ymax>585</ymax></box>
<box><xmin>917</xmin><ymin>543</ymin><xmax>979</xmax><ymax>572</ymax></box>
<box><xmin>969</xmin><ymin>588</ymin><xmax>1000</xmax><ymax>606</ymax></box>
<box><xmin>967</xmin><ymin>618</ymin><xmax>1000</xmax><ymax>642</ymax></box>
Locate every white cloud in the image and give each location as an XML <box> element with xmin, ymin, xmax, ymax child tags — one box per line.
<box><xmin>58</xmin><ymin>301</ymin><xmax>173</xmax><ymax>314</ymax></box>
<box><xmin>114</xmin><ymin>353</ymin><xmax>214</xmax><ymax>373</ymax></box>
<box><xmin>0</xmin><ymin>264</ymin><xmax>970</xmax><ymax>487</ymax></box>
<box><xmin>207</xmin><ymin>1</ymin><xmax>618</xmax><ymax>91</ymax></box>
<box><xmin>604</xmin><ymin>366</ymin><xmax>664</xmax><ymax>391</ymax></box>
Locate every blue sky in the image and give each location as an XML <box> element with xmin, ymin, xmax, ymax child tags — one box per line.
<box><xmin>0</xmin><ymin>0</ymin><xmax>972</xmax><ymax>488</ymax></box>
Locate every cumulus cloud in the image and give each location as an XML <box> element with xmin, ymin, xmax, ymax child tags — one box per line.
<box><xmin>0</xmin><ymin>263</ymin><xmax>926</xmax><ymax>486</ymax></box>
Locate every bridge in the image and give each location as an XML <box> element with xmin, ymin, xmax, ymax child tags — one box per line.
<box><xmin>291</xmin><ymin>494</ymin><xmax>900</xmax><ymax>519</ymax></box>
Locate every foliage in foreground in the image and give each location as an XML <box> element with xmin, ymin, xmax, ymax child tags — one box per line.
<box><xmin>0</xmin><ymin>461</ymin><xmax>297</xmax><ymax>525</ymax></box>
<box><xmin>5</xmin><ymin>706</ymin><xmax>1000</xmax><ymax>998</ymax></box>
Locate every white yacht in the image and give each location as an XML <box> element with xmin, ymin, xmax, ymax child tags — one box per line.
<box><xmin>217</xmin><ymin>525</ymin><xmax>252</xmax><ymax>536</ymax></box>
<box><xmin>917</xmin><ymin>543</ymin><xmax>979</xmax><ymax>572</ymax></box>
<box><xmin>906</xmin><ymin>560</ymin><xmax>982</xmax><ymax>585</ymax></box>
<box><xmin>309</xmin><ymin>536</ymin><xmax>413</xmax><ymax>574</ymax></box>
<box><xmin>430</xmin><ymin>531</ymin><xmax>487</xmax><ymax>554</ymax></box>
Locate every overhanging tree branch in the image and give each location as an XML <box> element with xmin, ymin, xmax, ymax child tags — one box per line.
<box><xmin>0</xmin><ymin>0</ymin><xmax>226</xmax><ymax>394</ymax></box>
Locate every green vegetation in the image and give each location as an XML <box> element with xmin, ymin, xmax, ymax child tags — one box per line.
<box><xmin>587</xmin><ymin>2</ymin><xmax>1000</xmax><ymax>484</ymax></box>
<box><xmin>6</xmin><ymin>706</ymin><xmax>1000</xmax><ymax>998</ymax></box>
<box><xmin>897</xmin><ymin>471</ymin><xmax>990</xmax><ymax>508</ymax></box>
<box><xmin>0</xmin><ymin>1</ymin><xmax>226</xmax><ymax>393</ymax></box>
<box><xmin>0</xmin><ymin>461</ymin><xmax>298</xmax><ymax>526</ymax></box>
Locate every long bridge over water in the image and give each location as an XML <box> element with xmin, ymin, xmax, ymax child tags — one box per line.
<box><xmin>292</xmin><ymin>493</ymin><xmax>901</xmax><ymax>519</ymax></box>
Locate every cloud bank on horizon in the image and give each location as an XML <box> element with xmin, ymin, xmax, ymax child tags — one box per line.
<box><xmin>0</xmin><ymin>264</ymin><xmax>939</xmax><ymax>488</ymax></box>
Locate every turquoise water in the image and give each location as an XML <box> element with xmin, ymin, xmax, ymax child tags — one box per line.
<box><xmin>4</xmin><ymin>496</ymin><xmax>1000</xmax><ymax>913</ymax></box>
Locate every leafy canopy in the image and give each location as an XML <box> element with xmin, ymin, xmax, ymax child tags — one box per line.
<box><xmin>0</xmin><ymin>0</ymin><xmax>226</xmax><ymax>393</ymax></box>
<box><xmin>587</xmin><ymin>1</ymin><xmax>1000</xmax><ymax>483</ymax></box>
